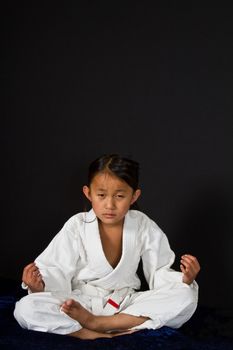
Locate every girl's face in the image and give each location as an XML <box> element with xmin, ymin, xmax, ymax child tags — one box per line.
<box><xmin>83</xmin><ymin>172</ymin><xmax>141</xmax><ymax>227</ymax></box>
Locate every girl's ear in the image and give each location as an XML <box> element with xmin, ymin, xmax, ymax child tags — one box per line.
<box><xmin>83</xmin><ymin>185</ymin><xmax>91</xmax><ymax>202</ymax></box>
<box><xmin>130</xmin><ymin>189</ymin><xmax>141</xmax><ymax>205</ymax></box>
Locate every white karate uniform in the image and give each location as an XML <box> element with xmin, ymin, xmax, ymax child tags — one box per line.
<box><xmin>14</xmin><ymin>209</ymin><xmax>198</xmax><ymax>335</ymax></box>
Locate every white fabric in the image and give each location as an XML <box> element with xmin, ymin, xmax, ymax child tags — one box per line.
<box><xmin>14</xmin><ymin>209</ymin><xmax>198</xmax><ymax>335</ymax></box>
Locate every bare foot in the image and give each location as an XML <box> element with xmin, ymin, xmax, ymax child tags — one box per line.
<box><xmin>61</xmin><ymin>299</ymin><xmax>96</xmax><ymax>330</ymax></box>
<box><xmin>70</xmin><ymin>328</ymin><xmax>137</xmax><ymax>340</ymax></box>
<box><xmin>61</xmin><ymin>299</ymin><xmax>148</xmax><ymax>333</ymax></box>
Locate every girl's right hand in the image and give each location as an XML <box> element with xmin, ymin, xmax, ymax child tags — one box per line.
<box><xmin>22</xmin><ymin>262</ymin><xmax>45</xmax><ymax>293</ymax></box>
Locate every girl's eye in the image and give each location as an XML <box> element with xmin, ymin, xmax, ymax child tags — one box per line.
<box><xmin>97</xmin><ymin>194</ymin><xmax>105</xmax><ymax>197</ymax></box>
<box><xmin>116</xmin><ymin>195</ymin><xmax>124</xmax><ymax>198</ymax></box>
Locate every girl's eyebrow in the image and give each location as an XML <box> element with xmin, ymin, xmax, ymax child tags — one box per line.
<box><xmin>96</xmin><ymin>188</ymin><xmax>126</xmax><ymax>192</ymax></box>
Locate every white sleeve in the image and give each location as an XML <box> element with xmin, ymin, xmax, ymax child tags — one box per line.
<box><xmin>34</xmin><ymin>220</ymin><xmax>80</xmax><ymax>293</ymax></box>
<box><xmin>141</xmin><ymin>220</ymin><xmax>196</xmax><ymax>290</ymax></box>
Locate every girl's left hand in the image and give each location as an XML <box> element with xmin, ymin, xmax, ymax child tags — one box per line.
<box><xmin>180</xmin><ymin>254</ymin><xmax>200</xmax><ymax>285</ymax></box>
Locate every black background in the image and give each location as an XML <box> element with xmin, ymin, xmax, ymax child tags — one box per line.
<box><xmin>2</xmin><ymin>3</ymin><xmax>233</xmax><ymax>308</ymax></box>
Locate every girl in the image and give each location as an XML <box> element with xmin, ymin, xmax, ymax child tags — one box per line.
<box><xmin>14</xmin><ymin>154</ymin><xmax>200</xmax><ymax>340</ymax></box>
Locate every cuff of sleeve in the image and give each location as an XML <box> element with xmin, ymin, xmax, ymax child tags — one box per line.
<box><xmin>21</xmin><ymin>282</ymin><xmax>28</xmax><ymax>290</ymax></box>
<box><xmin>21</xmin><ymin>282</ymin><xmax>34</xmax><ymax>294</ymax></box>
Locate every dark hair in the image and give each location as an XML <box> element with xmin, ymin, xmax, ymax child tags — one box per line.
<box><xmin>88</xmin><ymin>154</ymin><xmax>140</xmax><ymax>191</ymax></box>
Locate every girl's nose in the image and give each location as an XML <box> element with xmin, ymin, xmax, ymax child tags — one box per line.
<box><xmin>105</xmin><ymin>197</ymin><xmax>115</xmax><ymax>209</ymax></box>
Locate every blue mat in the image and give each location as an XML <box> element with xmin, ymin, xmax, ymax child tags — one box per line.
<box><xmin>0</xmin><ymin>279</ymin><xmax>232</xmax><ymax>350</ymax></box>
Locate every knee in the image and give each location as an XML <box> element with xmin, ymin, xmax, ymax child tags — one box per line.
<box><xmin>14</xmin><ymin>295</ymin><xmax>34</xmax><ymax>329</ymax></box>
<box><xmin>165</xmin><ymin>283</ymin><xmax>198</xmax><ymax>328</ymax></box>
<box><xmin>174</xmin><ymin>283</ymin><xmax>198</xmax><ymax>322</ymax></box>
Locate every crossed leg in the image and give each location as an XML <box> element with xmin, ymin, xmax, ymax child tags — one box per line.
<box><xmin>61</xmin><ymin>299</ymin><xmax>149</xmax><ymax>339</ymax></box>
<box><xmin>69</xmin><ymin>328</ymin><xmax>137</xmax><ymax>340</ymax></box>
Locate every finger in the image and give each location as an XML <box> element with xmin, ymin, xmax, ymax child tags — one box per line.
<box><xmin>181</xmin><ymin>257</ymin><xmax>199</xmax><ymax>272</ymax></box>
<box><xmin>22</xmin><ymin>265</ymin><xmax>33</xmax><ymax>281</ymax></box>
<box><xmin>28</xmin><ymin>275</ymin><xmax>44</xmax><ymax>291</ymax></box>
<box><xmin>26</xmin><ymin>269</ymin><xmax>39</xmax><ymax>283</ymax></box>
<box><xmin>182</xmin><ymin>254</ymin><xmax>197</xmax><ymax>260</ymax></box>
<box><xmin>182</xmin><ymin>255</ymin><xmax>200</xmax><ymax>267</ymax></box>
<box><xmin>31</xmin><ymin>268</ymin><xmax>40</xmax><ymax>276</ymax></box>
<box><xmin>180</xmin><ymin>257</ymin><xmax>193</xmax><ymax>269</ymax></box>
<box><xmin>180</xmin><ymin>264</ymin><xmax>186</xmax><ymax>273</ymax></box>
<box><xmin>180</xmin><ymin>261</ymin><xmax>196</xmax><ymax>278</ymax></box>
<box><xmin>31</xmin><ymin>271</ymin><xmax>43</xmax><ymax>283</ymax></box>
<box><xmin>181</xmin><ymin>255</ymin><xmax>196</xmax><ymax>264</ymax></box>
<box><xmin>192</xmin><ymin>258</ymin><xmax>201</xmax><ymax>271</ymax></box>
<box><xmin>22</xmin><ymin>264</ymin><xmax>34</xmax><ymax>279</ymax></box>
<box><xmin>182</xmin><ymin>266</ymin><xmax>196</xmax><ymax>282</ymax></box>
<box><xmin>23</xmin><ymin>264</ymin><xmax>40</xmax><ymax>284</ymax></box>
<box><xmin>24</xmin><ymin>264</ymin><xmax>39</xmax><ymax>277</ymax></box>
<box><xmin>23</xmin><ymin>262</ymin><xmax>36</xmax><ymax>273</ymax></box>
<box><xmin>182</xmin><ymin>256</ymin><xmax>201</xmax><ymax>273</ymax></box>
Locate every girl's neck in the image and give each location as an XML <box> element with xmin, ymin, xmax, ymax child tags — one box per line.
<box><xmin>98</xmin><ymin>219</ymin><xmax>123</xmax><ymax>268</ymax></box>
<box><xmin>98</xmin><ymin>219</ymin><xmax>124</xmax><ymax>236</ymax></box>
